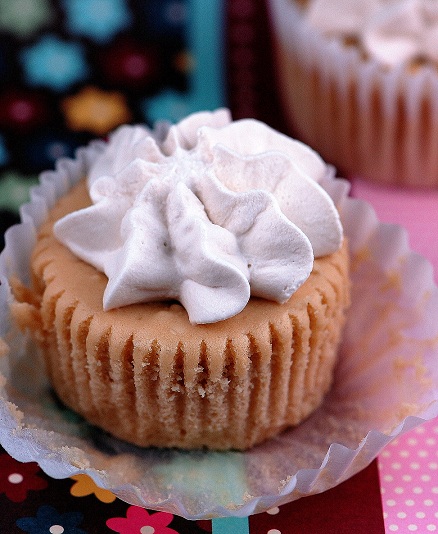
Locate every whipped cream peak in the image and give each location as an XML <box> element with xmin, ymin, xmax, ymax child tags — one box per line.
<box><xmin>54</xmin><ymin>110</ymin><xmax>343</xmax><ymax>324</ymax></box>
<box><xmin>305</xmin><ymin>0</ymin><xmax>438</xmax><ymax>67</ymax></box>
<box><xmin>88</xmin><ymin>125</ymin><xmax>165</xmax><ymax>189</ymax></box>
<box><xmin>162</xmin><ymin>108</ymin><xmax>232</xmax><ymax>155</ymax></box>
<box><xmin>197</xmin><ymin>118</ymin><xmax>328</xmax><ymax>181</ymax></box>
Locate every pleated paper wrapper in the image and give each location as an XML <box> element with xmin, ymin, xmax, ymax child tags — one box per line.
<box><xmin>268</xmin><ymin>0</ymin><xmax>438</xmax><ymax>188</ymax></box>
<box><xmin>0</xmin><ymin>139</ymin><xmax>437</xmax><ymax>519</ymax></box>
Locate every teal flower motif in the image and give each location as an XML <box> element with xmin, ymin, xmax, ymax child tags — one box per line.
<box><xmin>62</xmin><ymin>0</ymin><xmax>132</xmax><ymax>43</ymax></box>
<box><xmin>0</xmin><ymin>0</ymin><xmax>52</xmax><ymax>39</ymax></box>
<box><xmin>0</xmin><ymin>135</ymin><xmax>9</xmax><ymax>166</ymax></box>
<box><xmin>0</xmin><ymin>172</ymin><xmax>38</xmax><ymax>212</ymax></box>
<box><xmin>16</xmin><ymin>505</ymin><xmax>86</xmax><ymax>534</ymax></box>
<box><xmin>144</xmin><ymin>89</ymin><xmax>201</xmax><ymax>124</ymax></box>
<box><xmin>20</xmin><ymin>35</ymin><xmax>88</xmax><ymax>91</ymax></box>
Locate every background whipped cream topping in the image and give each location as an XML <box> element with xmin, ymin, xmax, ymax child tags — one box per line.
<box><xmin>54</xmin><ymin>109</ymin><xmax>343</xmax><ymax>324</ymax></box>
<box><xmin>305</xmin><ymin>0</ymin><xmax>438</xmax><ymax>67</ymax></box>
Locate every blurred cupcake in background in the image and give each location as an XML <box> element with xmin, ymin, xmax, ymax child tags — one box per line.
<box><xmin>268</xmin><ymin>0</ymin><xmax>438</xmax><ymax>188</ymax></box>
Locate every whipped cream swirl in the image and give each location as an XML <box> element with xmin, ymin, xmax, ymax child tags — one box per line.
<box><xmin>305</xmin><ymin>0</ymin><xmax>438</xmax><ymax>67</ymax></box>
<box><xmin>54</xmin><ymin>109</ymin><xmax>342</xmax><ymax>324</ymax></box>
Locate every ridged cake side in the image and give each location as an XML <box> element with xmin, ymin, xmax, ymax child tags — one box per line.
<box><xmin>11</xmin><ymin>180</ymin><xmax>350</xmax><ymax>450</ymax></box>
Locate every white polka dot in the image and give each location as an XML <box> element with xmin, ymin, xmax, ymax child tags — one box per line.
<box><xmin>428</xmin><ymin>463</ymin><xmax>438</xmax><ymax>469</ymax></box>
<box><xmin>413</xmin><ymin>487</ymin><xmax>423</xmax><ymax>494</ymax></box>
<box><xmin>415</xmin><ymin>426</ymin><xmax>426</xmax><ymax>434</ymax></box>
<box><xmin>267</xmin><ymin>530</ymin><xmax>282</xmax><ymax>534</ymax></box>
<box><xmin>418</xmin><ymin>450</ymin><xmax>429</xmax><ymax>458</ymax></box>
<box><xmin>426</xmin><ymin>438</ymin><xmax>436</xmax><ymax>446</ymax></box>
<box><xmin>397</xmin><ymin>512</ymin><xmax>407</xmax><ymax>519</ymax></box>
<box><xmin>408</xmin><ymin>438</ymin><xmax>418</xmax><ymax>446</ymax></box>
<box><xmin>416</xmin><ymin>512</ymin><xmax>426</xmax><ymax>519</ymax></box>
<box><xmin>8</xmin><ymin>473</ymin><xmax>24</xmax><ymax>484</ymax></box>
<box><xmin>266</xmin><ymin>507</ymin><xmax>280</xmax><ymax>515</ymax></box>
<box><xmin>383</xmin><ymin>512</ymin><xmax>388</xmax><ymax>519</ymax></box>
<box><xmin>394</xmin><ymin>487</ymin><xmax>404</xmax><ymax>494</ymax></box>
<box><xmin>427</xmin><ymin>525</ymin><xmax>437</xmax><ymax>532</ymax></box>
<box><xmin>49</xmin><ymin>527</ymin><xmax>64</xmax><ymax>534</ymax></box>
<box><xmin>432</xmin><ymin>487</ymin><xmax>438</xmax><ymax>494</ymax></box>
<box><xmin>424</xmin><ymin>499</ymin><xmax>434</xmax><ymax>506</ymax></box>
<box><xmin>410</xmin><ymin>462</ymin><xmax>420</xmax><ymax>470</ymax></box>
<box><xmin>389</xmin><ymin>526</ymin><xmax>399</xmax><ymax>532</ymax></box>
<box><xmin>408</xmin><ymin>525</ymin><xmax>418</xmax><ymax>531</ymax></box>
<box><xmin>392</xmin><ymin>462</ymin><xmax>402</xmax><ymax>470</ymax></box>
<box><xmin>381</xmin><ymin>487</ymin><xmax>386</xmax><ymax>494</ymax></box>
<box><xmin>406</xmin><ymin>499</ymin><xmax>416</xmax><ymax>506</ymax></box>
<box><xmin>421</xmin><ymin>475</ymin><xmax>431</xmax><ymax>482</ymax></box>
<box><xmin>140</xmin><ymin>527</ymin><xmax>155</xmax><ymax>534</ymax></box>
<box><xmin>400</xmin><ymin>450</ymin><xmax>410</xmax><ymax>458</ymax></box>
<box><xmin>386</xmin><ymin>499</ymin><xmax>397</xmax><ymax>507</ymax></box>
<box><xmin>381</xmin><ymin>450</ymin><xmax>391</xmax><ymax>458</ymax></box>
<box><xmin>383</xmin><ymin>474</ymin><xmax>394</xmax><ymax>482</ymax></box>
<box><xmin>403</xmin><ymin>474</ymin><xmax>413</xmax><ymax>482</ymax></box>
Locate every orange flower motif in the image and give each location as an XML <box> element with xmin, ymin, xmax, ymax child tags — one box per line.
<box><xmin>62</xmin><ymin>86</ymin><xmax>132</xmax><ymax>136</ymax></box>
<box><xmin>174</xmin><ymin>50</ymin><xmax>195</xmax><ymax>73</ymax></box>
<box><xmin>70</xmin><ymin>473</ymin><xmax>116</xmax><ymax>503</ymax></box>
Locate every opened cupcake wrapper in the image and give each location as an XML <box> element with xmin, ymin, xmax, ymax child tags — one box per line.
<box><xmin>0</xmin><ymin>139</ymin><xmax>437</xmax><ymax>520</ymax></box>
<box><xmin>268</xmin><ymin>0</ymin><xmax>438</xmax><ymax>188</ymax></box>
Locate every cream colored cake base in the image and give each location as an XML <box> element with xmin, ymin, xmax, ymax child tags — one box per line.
<box><xmin>11</xmin><ymin>180</ymin><xmax>350</xmax><ymax>450</ymax></box>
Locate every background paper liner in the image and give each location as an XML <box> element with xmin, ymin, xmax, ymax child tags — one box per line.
<box><xmin>268</xmin><ymin>0</ymin><xmax>438</xmax><ymax>188</ymax></box>
<box><xmin>0</xmin><ymin>140</ymin><xmax>438</xmax><ymax>520</ymax></box>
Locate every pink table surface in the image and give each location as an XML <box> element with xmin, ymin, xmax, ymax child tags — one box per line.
<box><xmin>352</xmin><ymin>177</ymin><xmax>438</xmax><ymax>534</ymax></box>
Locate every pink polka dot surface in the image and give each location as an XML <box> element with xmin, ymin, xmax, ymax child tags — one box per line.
<box><xmin>379</xmin><ymin>418</ymin><xmax>438</xmax><ymax>533</ymax></box>
<box><xmin>352</xmin><ymin>176</ymin><xmax>438</xmax><ymax>533</ymax></box>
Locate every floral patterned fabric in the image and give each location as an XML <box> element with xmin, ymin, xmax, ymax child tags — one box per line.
<box><xmin>0</xmin><ymin>0</ymin><xmax>224</xmax><ymax>248</ymax></box>
<box><xmin>0</xmin><ymin>448</ymin><xmax>213</xmax><ymax>533</ymax></box>
<box><xmin>0</xmin><ymin>455</ymin><xmax>48</xmax><ymax>503</ymax></box>
<box><xmin>0</xmin><ymin>1</ymin><xmax>388</xmax><ymax>532</ymax></box>
<box><xmin>0</xmin><ymin>446</ymin><xmax>385</xmax><ymax>533</ymax></box>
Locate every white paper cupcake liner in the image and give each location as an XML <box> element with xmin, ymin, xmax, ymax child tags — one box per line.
<box><xmin>268</xmin><ymin>0</ymin><xmax>438</xmax><ymax>188</ymax></box>
<box><xmin>0</xmin><ymin>140</ymin><xmax>437</xmax><ymax>519</ymax></box>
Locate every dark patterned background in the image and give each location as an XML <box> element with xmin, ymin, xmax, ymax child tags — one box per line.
<box><xmin>0</xmin><ymin>1</ymin><xmax>387</xmax><ymax>531</ymax></box>
<box><xmin>0</xmin><ymin>0</ymin><xmax>200</xmax><ymax>248</ymax></box>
